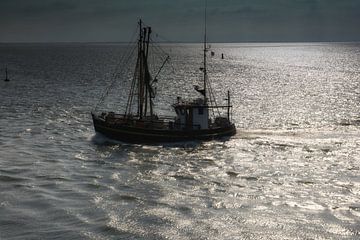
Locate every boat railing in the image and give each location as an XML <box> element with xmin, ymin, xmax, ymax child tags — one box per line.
<box><xmin>95</xmin><ymin>112</ymin><xmax>202</xmax><ymax>130</ymax></box>
<box><xmin>172</xmin><ymin>122</ymin><xmax>201</xmax><ymax>130</ymax></box>
<box><xmin>157</xmin><ymin>115</ymin><xmax>176</xmax><ymax>121</ymax></box>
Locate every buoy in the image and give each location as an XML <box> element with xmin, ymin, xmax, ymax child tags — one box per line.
<box><xmin>4</xmin><ymin>67</ymin><xmax>9</xmax><ymax>82</ymax></box>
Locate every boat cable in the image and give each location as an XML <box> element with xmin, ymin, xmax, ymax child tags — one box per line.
<box><xmin>93</xmin><ymin>24</ymin><xmax>139</xmax><ymax>112</ymax></box>
<box><xmin>149</xmin><ymin>39</ymin><xmax>176</xmax><ymax>74</ymax></box>
<box><xmin>94</xmin><ymin>43</ymin><xmax>137</xmax><ymax>112</ymax></box>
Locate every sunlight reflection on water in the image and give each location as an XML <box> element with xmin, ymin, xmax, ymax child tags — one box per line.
<box><xmin>0</xmin><ymin>43</ymin><xmax>359</xmax><ymax>239</ymax></box>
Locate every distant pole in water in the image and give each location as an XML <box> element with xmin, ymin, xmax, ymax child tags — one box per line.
<box><xmin>4</xmin><ymin>67</ymin><xmax>9</xmax><ymax>82</ymax></box>
<box><xmin>221</xmin><ymin>53</ymin><xmax>224</xmax><ymax>59</ymax></box>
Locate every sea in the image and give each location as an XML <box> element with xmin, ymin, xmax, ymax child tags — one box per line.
<box><xmin>0</xmin><ymin>42</ymin><xmax>360</xmax><ymax>239</ymax></box>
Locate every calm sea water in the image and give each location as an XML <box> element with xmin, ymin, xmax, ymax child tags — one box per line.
<box><xmin>0</xmin><ymin>42</ymin><xmax>360</xmax><ymax>239</ymax></box>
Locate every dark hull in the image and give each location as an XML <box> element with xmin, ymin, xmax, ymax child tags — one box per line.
<box><xmin>92</xmin><ymin>114</ymin><xmax>236</xmax><ymax>144</ymax></box>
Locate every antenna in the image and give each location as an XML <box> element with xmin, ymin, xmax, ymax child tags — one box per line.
<box><xmin>203</xmin><ymin>0</ymin><xmax>208</xmax><ymax>102</ymax></box>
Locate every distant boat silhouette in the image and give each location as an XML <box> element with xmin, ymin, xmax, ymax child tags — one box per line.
<box><xmin>4</xmin><ymin>67</ymin><xmax>9</xmax><ymax>82</ymax></box>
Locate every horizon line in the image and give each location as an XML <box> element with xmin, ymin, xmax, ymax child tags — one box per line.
<box><xmin>1</xmin><ymin>40</ymin><xmax>360</xmax><ymax>44</ymax></box>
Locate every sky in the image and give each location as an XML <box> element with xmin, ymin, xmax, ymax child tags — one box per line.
<box><xmin>0</xmin><ymin>0</ymin><xmax>359</xmax><ymax>43</ymax></box>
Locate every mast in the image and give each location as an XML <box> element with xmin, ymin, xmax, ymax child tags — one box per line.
<box><xmin>138</xmin><ymin>19</ymin><xmax>144</xmax><ymax>118</ymax></box>
<box><xmin>142</xmin><ymin>26</ymin><xmax>154</xmax><ymax>118</ymax></box>
<box><xmin>142</xmin><ymin>27</ymin><xmax>148</xmax><ymax>118</ymax></box>
<box><xmin>136</xmin><ymin>20</ymin><xmax>155</xmax><ymax>119</ymax></box>
<box><xmin>125</xmin><ymin>20</ymin><xmax>163</xmax><ymax>119</ymax></box>
<box><xmin>146</xmin><ymin>27</ymin><xmax>154</xmax><ymax>117</ymax></box>
<box><xmin>203</xmin><ymin>0</ymin><xmax>207</xmax><ymax>103</ymax></box>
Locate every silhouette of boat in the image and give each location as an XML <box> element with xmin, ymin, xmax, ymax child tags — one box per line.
<box><xmin>91</xmin><ymin>19</ymin><xmax>236</xmax><ymax>143</ymax></box>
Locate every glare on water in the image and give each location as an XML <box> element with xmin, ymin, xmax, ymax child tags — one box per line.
<box><xmin>0</xmin><ymin>42</ymin><xmax>359</xmax><ymax>239</ymax></box>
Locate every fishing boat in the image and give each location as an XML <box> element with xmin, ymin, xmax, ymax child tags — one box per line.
<box><xmin>91</xmin><ymin>19</ymin><xmax>236</xmax><ymax>143</ymax></box>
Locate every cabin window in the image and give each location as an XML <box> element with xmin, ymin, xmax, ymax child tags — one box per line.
<box><xmin>198</xmin><ymin>108</ymin><xmax>204</xmax><ymax>115</ymax></box>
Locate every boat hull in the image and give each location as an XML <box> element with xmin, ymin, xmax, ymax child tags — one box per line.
<box><xmin>92</xmin><ymin>114</ymin><xmax>236</xmax><ymax>144</ymax></box>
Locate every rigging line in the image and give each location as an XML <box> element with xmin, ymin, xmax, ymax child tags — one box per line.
<box><xmin>108</xmin><ymin>25</ymin><xmax>139</xmax><ymax>80</ymax></box>
<box><xmin>149</xmin><ymin>40</ymin><xmax>176</xmax><ymax>73</ymax></box>
<box><xmin>150</xmin><ymin>45</ymin><xmax>166</xmax><ymax>62</ymax></box>
<box><xmin>148</xmin><ymin>37</ymin><xmax>168</xmax><ymax>54</ymax></box>
<box><xmin>150</xmin><ymin>43</ymin><xmax>170</xmax><ymax>67</ymax></box>
<box><xmin>149</xmin><ymin>39</ymin><xmax>177</xmax><ymax>79</ymax></box>
<box><xmin>112</xmin><ymin>29</ymin><xmax>139</xmax><ymax>78</ymax></box>
<box><xmin>149</xmin><ymin>29</ymin><xmax>177</xmax><ymax>44</ymax></box>
<box><xmin>153</xmin><ymin>55</ymin><xmax>170</xmax><ymax>81</ymax></box>
<box><xmin>202</xmin><ymin>64</ymin><xmax>216</xmax><ymax>116</ymax></box>
<box><xmin>125</xmin><ymin>55</ymin><xmax>140</xmax><ymax>115</ymax></box>
<box><xmin>205</xmin><ymin>77</ymin><xmax>216</xmax><ymax>118</ymax></box>
<box><xmin>209</xmin><ymin>87</ymin><xmax>220</xmax><ymax>117</ymax></box>
<box><xmin>118</xmin><ymin>26</ymin><xmax>139</xmax><ymax>62</ymax></box>
<box><xmin>96</xmin><ymin>44</ymin><xmax>136</xmax><ymax>104</ymax></box>
<box><xmin>151</xmin><ymin>44</ymin><xmax>170</xmax><ymax>76</ymax></box>
<box><xmin>149</xmin><ymin>35</ymin><xmax>172</xmax><ymax>52</ymax></box>
<box><xmin>205</xmin><ymin>66</ymin><xmax>220</xmax><ymax>116</ymax></box>
<box><xmin>93</xmin><ymin>25</ymin><xmax>140</xmax><ymax>111</ymax></box>
<box><xmin>94</xmin><ymin>43</ymin><xmax>138</xmax><ymax>111</ymax></box>
<box><xmin>208</xmin><ymin>80</ymin><xmax>221</xmax><ymax>116</ymax></box>
<box><xmin>111</xmin><ymin>46</ymin><xmax>135</xmax><ymax>86</ymax></box>
<box><xmin>149</xmin><ymin>37</ymin><xmax>170</xmax><ymax>57</ymax></box>
<box><xmin>150</xmin><ymin>47</ymin><xmax>168</xmax><ymax>67</ymax></box>
<box><xmin>115</xmin><ymin>43</ymin><xmax>138</xmax><ymax>78</ymax></box>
